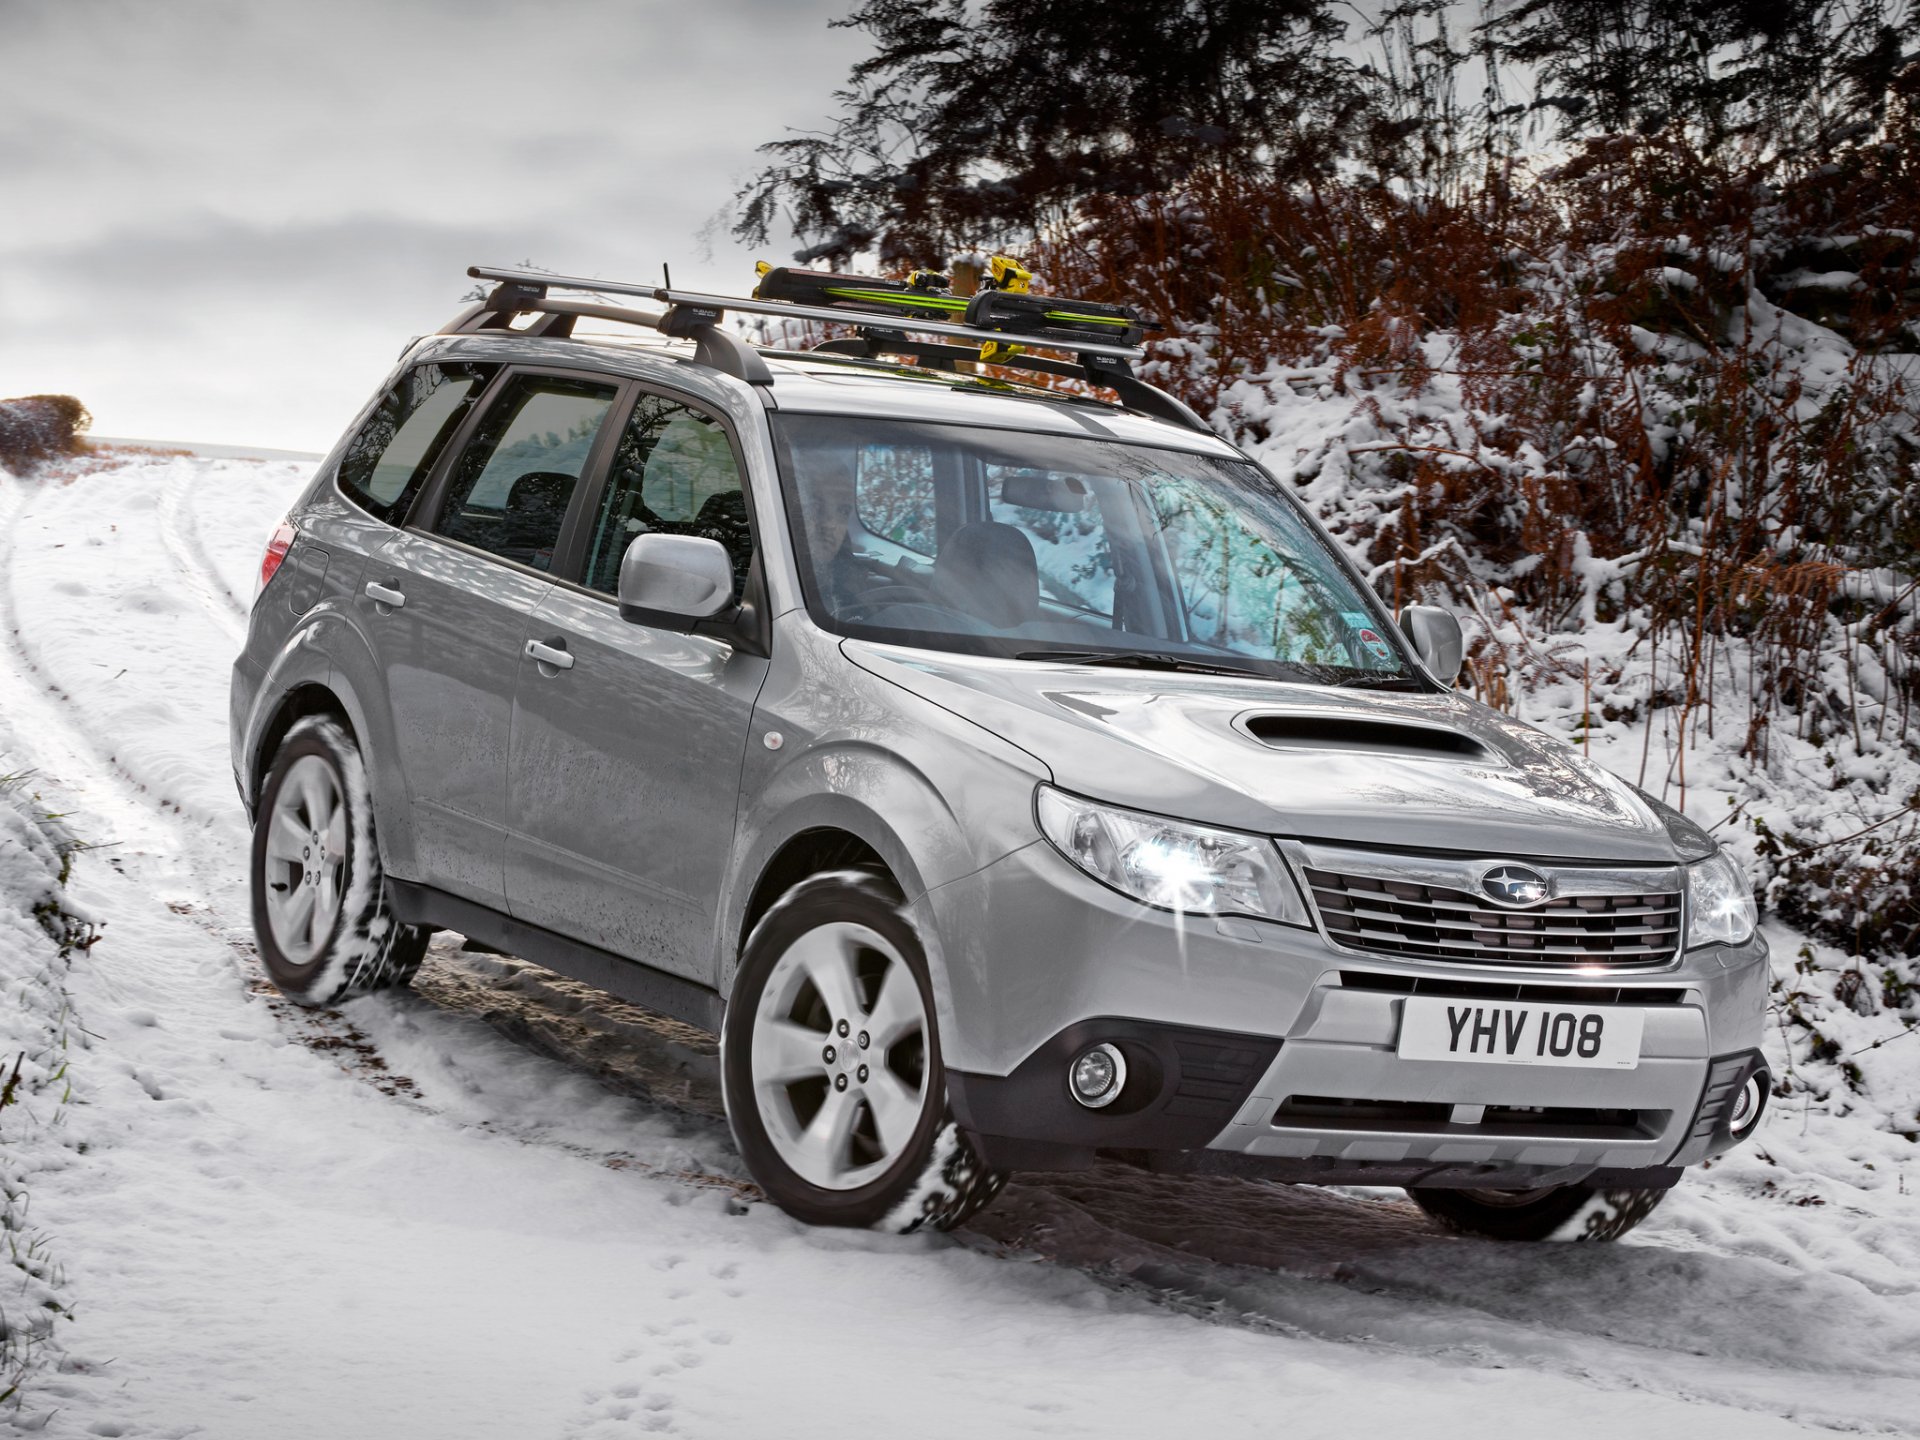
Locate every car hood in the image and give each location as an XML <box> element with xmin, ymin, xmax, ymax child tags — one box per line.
<box><xmin>845</xmin><ymin>641</ymin><xmax>1698</xmax><ymax>863</ymax></box>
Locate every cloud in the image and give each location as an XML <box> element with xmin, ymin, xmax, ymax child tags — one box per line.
<box><xmin>7</xmin><ymin>212</ymin><xmax>570</xmax><ymax>325</ymax></box>
<box><xmin>0</xmin><ymin>0</ymin><xmax>865</xmax><ymax>446</ymax></box>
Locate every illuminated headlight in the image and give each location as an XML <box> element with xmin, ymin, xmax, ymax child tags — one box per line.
<box><xmin>1685</xmin><ymin>849</ymin><xmax>1758</xmax><ymax>948</ymax></box>
<box><xmin>1035</xmin><ymin>785</ymin><xmax>1310</xmax><ymax>926</ymax></box>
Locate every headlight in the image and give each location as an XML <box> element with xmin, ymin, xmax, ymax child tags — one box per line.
<box><xmin>1035</xmin><ymin>785</ymin><xmax>1311</xmax><ymax>926</ymax></box>
<box><xmin>1686</xmin><ymin>849</ymin><xmax>1757</xmax><ymax>948</ymax></box>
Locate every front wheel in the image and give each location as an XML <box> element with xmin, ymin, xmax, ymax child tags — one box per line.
<box><xmin>1408</xmin><ymin>1182</ymin><xmax>1670</xmax><ymax>1241</ymax></box>
<box><xmin>721</xmin><ymin>872</ymin><xmax>1005</xmax><ymax>1231</ymax></box>
<box><xmin>250</xmin><ymin>715</ymin><xmax>427</xmax><ymax>1007</ymax></box>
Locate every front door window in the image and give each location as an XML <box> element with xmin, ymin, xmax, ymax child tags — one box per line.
<box><xmin>582</xmin><ymin>393</ymin><xmax>753</xmax><ymax>597</ymax></box>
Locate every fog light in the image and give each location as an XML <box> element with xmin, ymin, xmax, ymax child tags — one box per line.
<box><xmin>1069</xmin><ymin>1043</ymin><xmax>1127</xmax><ymax>1109</ymax></box>
<box><xmin>1727</xmin><ymin>1073</ymin><xmax>1767</xmax><ymax>1137</ymax></box>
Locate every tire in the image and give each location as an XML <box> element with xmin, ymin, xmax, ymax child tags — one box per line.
<box><xmin>1408</xmin><ymin>1182</ymin><xmax>1671</xmax><ymax>1242</ymax></box>
<box><xmin>721</xmin><ymin>871</ymin><xmax>1005</xmax><ymax>1231</ymax></box>
<box><xmin>250</xmin><ymin>715</ymin><xmax>428</xmax><ymax>1007</ymax></box>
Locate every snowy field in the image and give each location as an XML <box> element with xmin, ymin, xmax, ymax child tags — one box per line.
<box><xmin>1</xmin><ymin>451</ymin><xmax>1918</xmax><ymax>1438</ymax></box>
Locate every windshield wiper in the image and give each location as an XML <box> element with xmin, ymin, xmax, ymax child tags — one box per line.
<box><xmin>1014</xmin><ymin>649</ymin><xmax>1275</xmax><ymax>680</ymax></box>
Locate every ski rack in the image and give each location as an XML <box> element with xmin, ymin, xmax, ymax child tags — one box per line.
<box><xmin>444</xmin><ymin>266</ymin><xmax>1208</xmax><ymax>434</ymax></box>
<box><xmin>803</xmin><ymin>333</ymin><xmax>1207</xmax><ymax>432</ymax></box>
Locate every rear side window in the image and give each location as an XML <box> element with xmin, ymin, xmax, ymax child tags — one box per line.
<box><xmin>431</xmin><ymin>373</ymin><xmax>619</xmax><ymax>571</ymax></box>
<box><xmin>337</xmin><ymin>362</ymin><xmax>496</xmax><ymax>524</ymax></box>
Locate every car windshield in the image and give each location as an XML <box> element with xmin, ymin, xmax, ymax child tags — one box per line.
<box><xmin>772</xmin><ymin>414</ymin><xmax>1420</xmax><ymax>687</ymax></box>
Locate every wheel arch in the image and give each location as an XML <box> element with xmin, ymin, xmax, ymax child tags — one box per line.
<box><xmin>721</xmin><ymin>793</ymin><xmax>939</xmax><ymax>998</ymax></box>
<box><xmin>738</xmin><ymin>827</ymin><xmax>894</xmax><ymax>945</ymax></box>
<box><xmin>243</xmin><ymin>599</ymin><xmax>418</xmax><ymax>877</ymax></box>
<box><xmin>250</xmin><ymin>682</ymin><xmax>358</xmax><ymax>808</ymax></box>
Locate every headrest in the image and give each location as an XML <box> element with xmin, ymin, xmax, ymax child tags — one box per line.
<box><xmin>504</xmin><ymin>470</ymin><xmax>575</xmax><ymax>513</ymax></box>
<box><xmin>934</xmin><ymin>521</ymin><xmax>1040</xmax><ymax>628</ymax></box>
<box><xmin>693</xmin><ymin>490</ymin><xmax>747</xmax><ymax>527</ymax></box>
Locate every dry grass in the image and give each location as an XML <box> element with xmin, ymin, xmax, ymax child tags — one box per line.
<box><xmin>0</xmin><ymin>396</ymin><xmax>91</xmax><ymax>475</ymax></box>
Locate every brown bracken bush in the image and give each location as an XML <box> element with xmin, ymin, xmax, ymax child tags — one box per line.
<box><xmin>1030</xmin><ymin>93</ymin><xmax>1920</xmax><ymax>965</ymax></box>
<box><xmin>0</xmin><ymin>396</ymin><xmax>92</xmax><ymax>474</ymax></box>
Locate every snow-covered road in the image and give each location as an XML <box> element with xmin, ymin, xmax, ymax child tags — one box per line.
<box><xmin>3</xmin><ymin>452</ymin><xmax>1918</xmax><ymax>1438</ymax></box>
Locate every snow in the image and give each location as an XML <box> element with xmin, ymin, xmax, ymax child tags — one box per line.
<box><xmin>0</xmin><ymin>763</ymin><xmax>86</xmax><ymax>1406</ymax></box>
<box><xmin>0</xmin><ymin>449</ymin><xmax>1917</xmax><ymax>1435</ymax></box>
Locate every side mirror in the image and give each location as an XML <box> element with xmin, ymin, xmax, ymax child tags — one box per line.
<box><xmin>618</xmin><ymin>533</ymin><xmax>736</xmax><ymax>627</ymax></box>
<box><xmin>1399</xmin><ymin>604</ymin><xmax>1464</xmax><ymax>686</ymax></box>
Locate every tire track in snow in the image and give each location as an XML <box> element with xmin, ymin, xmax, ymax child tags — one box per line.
<box><xmin>0</xmin><ymin>477</ymin><xmax>216</xmax><ymax>865</ymax></box>
<box><xmin>156</xmin><ymin>458</ymin><xmax>249</xmax><ymax>642</ymax></box>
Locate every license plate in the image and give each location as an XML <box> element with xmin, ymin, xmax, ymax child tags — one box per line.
<box><xmin>1396</xmin><ymin>996</ymin><xmax>1643</xmax><ymax>1069</ymax></box>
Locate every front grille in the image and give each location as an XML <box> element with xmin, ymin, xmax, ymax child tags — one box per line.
<box><xmin>1337</xmin><ymin>971</ymin><xmax>1689</xmax><ymax>1006</ymax></box>
<box><xmin>1304</xmin><ymin>868</ymin><xmax>1682</xmax><ymax>970</ymax></box>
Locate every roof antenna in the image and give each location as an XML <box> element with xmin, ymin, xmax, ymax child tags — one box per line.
<box><xmin>662</xmin><ymin>262</ymin><xmax>672</xmax><ymax>291</ymax></box>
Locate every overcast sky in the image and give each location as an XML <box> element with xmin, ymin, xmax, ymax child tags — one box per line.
<box><xmin>0</xmin><ymin>0</ymin><xmax>866</xmax><ymax>450</ymax></box>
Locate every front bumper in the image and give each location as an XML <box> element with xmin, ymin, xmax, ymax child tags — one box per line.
<box><xmin>931</xmin><ymin>836</ymin><xmax>1770</xmax><ymax>1181</ymax></box>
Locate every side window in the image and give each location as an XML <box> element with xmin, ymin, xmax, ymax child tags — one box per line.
<box><xmin>337</xmin><ymin>362</ymin><xmax>496</xmax><ymax>524</ymax></box>
<box><xmin>432</xmin><ymin>373</ymin><xmax>618</xmax><ymax>571</ymax></box>
<box><xmin>582</xmin><ymin>393</ymin><xmax>752</xmax><ymax>597</ymax></box>
<box><xmin>854</xmin><ymin>444</ymin><xmax>937</xmax><ymax>555</ymax></box>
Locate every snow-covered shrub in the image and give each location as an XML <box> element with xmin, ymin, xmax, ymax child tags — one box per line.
<box><xmin>0</xmin><ymin>396</ymin><xmax>91</xmax><ymax>475</ymax></box>
<box><xmin>0</xmin><ymin>768</ymin><xmax>90</xmax><ymax>1409</ymax></box>
<box><xmin>1032</xmin><ymin>120</ymin><xmax>1920</xmax><ymax>1110</ymax></box>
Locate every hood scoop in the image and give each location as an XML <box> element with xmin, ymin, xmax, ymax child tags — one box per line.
<box><xmin>1241</xmin><ymin>712</ymin><xmax>1491</xmax><ymax>761</ymax></box>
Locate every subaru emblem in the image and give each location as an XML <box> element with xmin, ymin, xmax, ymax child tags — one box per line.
<box><xmin>1480</xmin><ymin>864</ymin><xmax>1553</xmax><ymax>906</ymax></box>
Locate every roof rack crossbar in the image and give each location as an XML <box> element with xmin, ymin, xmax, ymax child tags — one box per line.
<box><xmin>456</xmin><ymin>268</ymin><xmax>772</xmax><ymax>385</ymax></box>
<box><xmin>466</xmin><ymin>265</ymin><xmax>665</xmax><ymax>305</ymax></box>
<box><xmin>808</xmin><ymin>335</ymin><xmax>1209</xmax><ymax>434</ymax></box>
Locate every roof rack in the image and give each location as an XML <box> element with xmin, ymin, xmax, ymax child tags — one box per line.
<box><xmin>446</xmin><ymin>266</ymin><xmax>773</xmax><ymax>383</ymax></box>
<box><xmin>800</xmin><ymin>334</ymin><xmax>1207</xmax><ymax>432</ymax></box>
<box><xmin>442</xmin><ymin>264</ymin><xmax>1209</xmax><ymax>434</ymax></box>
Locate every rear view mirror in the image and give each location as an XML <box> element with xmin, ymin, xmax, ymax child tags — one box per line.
<box><xmin>1398</xmin><ymin>605</ymin><xmax>1464</xmax><ymax>686</ymax></box>
<box><xmin>999</xmin><ymin>473</ymin><xmax>1089</xmax><ymax>512</ymax></box>
<box><xmin>618</xmin><ymin>533</ymin><xmax>735</xmax><ymax>627</ymax></box>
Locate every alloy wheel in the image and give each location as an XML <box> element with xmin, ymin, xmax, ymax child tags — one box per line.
<box><xmin>749</xmin><ymin>920</ymin><xmax>931</xmax><ymax>1190</ymax></box>
<box><xmin>262</xmin><ymin>753</ymin><xmax>348</xmax><ymax>965</ymax></box>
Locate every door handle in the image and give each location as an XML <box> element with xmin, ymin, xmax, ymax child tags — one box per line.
<box><xmin>525</xmin><ymin>639</ymin><xmax>575</xmax><ymax>671</ymax></box>
<box><xmin>364</xmin><ymin>581</ymin><xmax>406</xmax><ymax>609</ymax></box>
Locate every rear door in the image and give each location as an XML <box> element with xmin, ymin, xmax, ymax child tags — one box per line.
<box><xmin>506</xmin><ymin>387</ymin><xmax>768</xmax><ymax>982</ymax></box>
<box><xmin>361</xmin><ymin>367</ymin><xmax>623</xmax><ymax>907</ymax></box>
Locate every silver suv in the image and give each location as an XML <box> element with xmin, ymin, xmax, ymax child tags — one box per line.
<box><xmin>230</xmin><ymin>265</ymin><xmax>1770</xmax><ymax>1242</ymax></box>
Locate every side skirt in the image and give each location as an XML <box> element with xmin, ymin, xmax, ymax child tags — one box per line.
<box><xmin>387</xmin><ymin>880</ymin><xmax>723</xmax><ymax>1034</ymax></box>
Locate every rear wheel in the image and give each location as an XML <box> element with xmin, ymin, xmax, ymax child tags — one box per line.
<box><xmin>722</xmin><ymin>872</ymin><xmax>1005</xmax><ymax>1231</ymax></box>
<box><xmin>1408</xmin><ymin>1182</ymin><xmax>1670</xmax><ymax>1241</ymax></box>
<box><xmin>250</xmin><ymin>716</ymin><xmax>427</xmax><ymax>1007</ymax></box>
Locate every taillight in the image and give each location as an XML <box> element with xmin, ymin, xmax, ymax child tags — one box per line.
<box><xmin>257</xmin><ymin>521</ymin><xmax>296</xmax><ymax>598</ymax></box>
